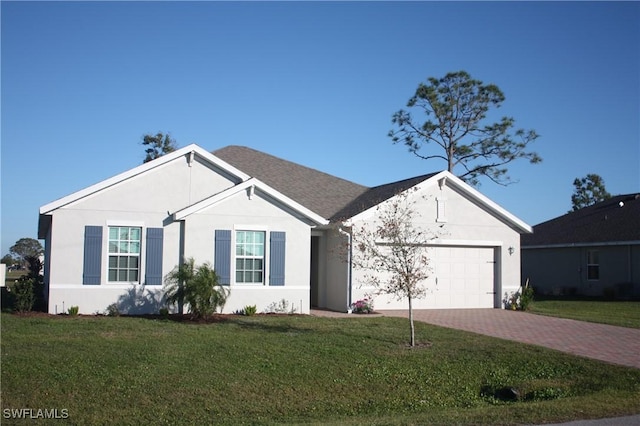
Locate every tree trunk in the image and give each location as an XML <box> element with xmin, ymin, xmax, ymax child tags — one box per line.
<box><xmin>408</xmin><ymin>294</ymin><xmax>415</xmax><ymax>347</ymax></box>
<box><xmin>447</xmin><ymin>145</ymin><xmax>455</xmax><ymax>173</ymax></box>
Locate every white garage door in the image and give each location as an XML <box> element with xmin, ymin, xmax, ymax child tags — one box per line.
<box><xmin>430</xmin><ymin>246</ymin><xmax>495</xmax><ymax>309</ymax></box>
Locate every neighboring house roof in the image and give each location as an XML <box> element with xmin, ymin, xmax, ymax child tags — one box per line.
<box><xmin>522</xmin><ymin>194</ymin><xmax>640</xmax><ymax>247</ymax></box>
<box><xmin>213</xmin><ymin>146</ymin><xmax>368</xmax><ymax>220</ymax></box>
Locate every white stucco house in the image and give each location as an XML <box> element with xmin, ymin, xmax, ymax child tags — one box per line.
<box><xmin>38</xmin><ymin>144</ymin><xmax>532</xmax><ymax>315</ymax></box>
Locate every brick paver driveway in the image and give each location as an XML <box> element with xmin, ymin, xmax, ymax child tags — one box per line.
<box><xmin>381</xmin><ymin>309</ymin><xmax>640</xmax><ymax>369</ymax></box>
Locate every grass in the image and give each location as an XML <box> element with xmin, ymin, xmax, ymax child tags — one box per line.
<box><xmin>529</xmin><ymin>299</ymin><xmax>640</xmax><ymax>329</ymax></box>
<box><xmin>2</xmin><ymin>313</ymin><xmax>639</xmax><ymax>425</ymax></box>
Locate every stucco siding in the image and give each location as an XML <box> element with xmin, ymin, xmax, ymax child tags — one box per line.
<box><xmin>632</xmin><ymin>246</ymin><xmax>640</xmax><ymax>298</ymax></box>
<box><xmin>523</xmin><ymin>244</ymin><xmax>640</xmax><ymax>298</ymax></box>
<box><xmin>181</xmin><ymin>190</ymin><xmax>313</xmax><ymax>314</ymax></box>
<box><xmin>436</xmin><ymin>185</ymin><xmax>523</xmax><ymax>248</ymax></box>
<box><xmin>323</xmin><ymin>228</ymin><xmax>350</xmax><ymax>312</ymax></box>
<box><xmin>522</xmin><ymin>248</ymin><xmax>578</xmax><ymax>295</ymax></box>
<box><xmin>599</xmin><ymin>246</ymin><xmax>636</xmax><ymax>294</ymax></box>
<box><xmin>427</xmin><ymin>184</ymin><xmax>522</xmax><ymax>303</ymax></box>
<box><xmin>46</xmin><ymin>209</ymin><xmax>176</xmax><ymax>286</ymax></box>
<box><xmin>43</xmin><ymin>154</ymin><xmax>315</xmax><ymax>315</ymax></box>
<box><xmin>345</xmin><ymin>182</ymin><xmax>523</xmax><ymax>311</ymax></box>
<box><xmin>40</xmin><ymin>148</ymin><xmax>530</xmax><ymax>315</ymax></box>
<box><xmin>64</xmin><ymin>156</ymin><xmax>235</xmax><ymax>214</ymax></box>
<box><xmin>47</xmin><ymin>285</ymin><xmax>165</xmax><ymax>315</ymax></box>
<box><xmin>46</xmin><ymin>214</ymin><xmax>182</xmax><ymax>314</ymax></box>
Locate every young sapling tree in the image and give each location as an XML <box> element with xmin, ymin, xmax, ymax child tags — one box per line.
<box><xmin>350</xmin><ymin>188</ymin><xmax>443</xmax><ymax>346</ymax></box>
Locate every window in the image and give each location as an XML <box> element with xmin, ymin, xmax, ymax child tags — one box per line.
<box><xmin>214</xmin><ymin>229</ymin><xmax>285</xmax><ymax>286</ymax></box>
<box><xmin>108</xmin><ymin>227</ymin><xmax>141</xmax><ymax>282</ymax></box>
<box><xmin>235</xmin><ymin>231</ymin><xmax>265</xmax><ymax>284</ymax></box>
<box><xmin>83</xmin><ymin>225</ymin><xmax>163</xmax><ymax>286</ymax></box>
<box><xmin>587</xmin><ymin>250</ymin><xmax>599</xmax><ymax>280</ymax></box>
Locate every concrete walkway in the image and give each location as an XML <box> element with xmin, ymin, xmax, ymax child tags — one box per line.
<box><xmin>311</xmin><ymin>309</ymin><xmax>640</xmax><ymax>369</ymax></box>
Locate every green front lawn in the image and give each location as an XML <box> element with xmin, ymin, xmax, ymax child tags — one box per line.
<box><xmin>2</xmin><ymin>313</ymin><xmax>639</xmax><ymax>425</ymax></box>
<box><xmin>529</xmin><ymin>300</ymin><xmax>640</xmax><ymax>329</ymax></box>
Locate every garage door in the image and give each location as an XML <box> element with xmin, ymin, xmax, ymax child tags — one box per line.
<box><xmin>429</xmin><ymin>246</ymin><xmax>495</xmax><ymax>309</ymax></box>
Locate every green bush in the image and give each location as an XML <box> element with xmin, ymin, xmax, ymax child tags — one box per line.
<box><xmin>520</xmin><ymin>284</ymin><xmax>534</xmax><ymax>311</ymax></box>
<box><xmin>8</xmin><ymin>276</ymin><xmax>35</xmax><ymax>312</ymax></box>
<box><xmin>67</xmin><ymin>306</ymin><xmax>79</xmax><ymax>316</ymax></box>
<box><xmin>105</xmin><ymin>303</ymin><xmax>120</xmax><ymax>317</ymax></box>
<box><xmin>164</xmin><ymin>258</ymin><xmax>230</xmax><ymax>318</ymax></box>
<box><xmin>243</xmin><ymin>305</ymin><xmax>257</xmax><ymax>316</ymax></box>
<box><xmin>505</xmin><ymin>282</ymin><xmax>535</xmax><ymax>311</ymax></box>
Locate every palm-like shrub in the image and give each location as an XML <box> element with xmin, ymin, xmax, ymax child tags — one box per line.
<box><xmin>164</xmin><ymin>258</ymin><xmax>229</xmax><ymax>318</ymax></box>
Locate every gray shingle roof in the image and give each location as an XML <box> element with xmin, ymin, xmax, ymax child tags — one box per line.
<box><xmin>213</xmin><ymin>145</ymin><xmax>440</xmax><ymax>222</ymax></box>
<box><xmin>522</xmin><ymin>194</ymin><xmax>640</xmax><ymax>246</ymax></box>
<box><xmin>330</xmin><ymin>173</ymin><xmax>439</xmax><ymax>222</ymax></box>
<box><xmin>213</xmin><ymin>146</ymin><xmax>368</xmax><ymax>220</ymax></box>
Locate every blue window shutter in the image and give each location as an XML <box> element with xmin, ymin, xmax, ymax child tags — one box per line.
<box><xmin>145</xmin><ymin>228</ymin><xmax>164</xmax><ymax>285</ymax></box>
<box><xmin>214</xmin><ymin>230</ymin><xmax>231</xmax><ymax>285</ymax></box>
<box><xmin>269</xmin><ymin>231</ymin><xmax>286</xmax><ymax>286</ymax></box>
<box><xmin>83</xmin><ymin>226</ymin><xmax>102</xmax><ymax>285</ymax></box>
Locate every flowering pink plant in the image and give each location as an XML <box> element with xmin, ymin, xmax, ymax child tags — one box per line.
<box><xmin>350</xmin><ymin>298</ymin><xmax>374</xmax><ymax>314</ymax></box>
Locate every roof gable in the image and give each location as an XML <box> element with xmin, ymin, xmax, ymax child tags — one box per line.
<box><xmin>522</xmin><ymin>194</ymin><xmax>640</xmax><ymax>247</ymax></box>
<box><xmin>442</xmin><ymin>172</ymin><xmax>533</xmax><ymax>233</ymax></box>
<box><xmin>39</xmin><ymin>144</ymin><xmax>249</xmax><ymax>215</ymax></box>
<box><xmin>343</xmin><ymin>171</ymin><xmax>532</xmax><ymax>234</ymax></box>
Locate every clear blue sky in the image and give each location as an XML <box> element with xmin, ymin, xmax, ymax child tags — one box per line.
<box><xmin>2</xmin><ymin>1</ymin><xmax>639</xmax><ymax>256</ymax></box>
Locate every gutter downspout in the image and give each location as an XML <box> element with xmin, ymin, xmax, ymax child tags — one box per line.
<box><xmin>338</xmin><ymin>226</ymin><xmax>353</xmax><ymax>313</ymax></box>
<box><xmin>178</xmin><ymin>220</ymin><xmax>186</xmax><ymax>314</ymax></box>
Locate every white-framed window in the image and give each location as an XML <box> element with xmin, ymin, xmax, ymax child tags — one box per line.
<box><xmin>108</xmin><ymin>226</ymin><xmax>142</xmax><ymax>282</ymax></box>
<box><xmin>587</xmin><ymin>250</ymin><xmax>599</xmax><ymax>281</ymax></box>
<box><xmin>235</xmin><ymin>230</ymin><xmax>265</xmax><ymax>284</ymax></box>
